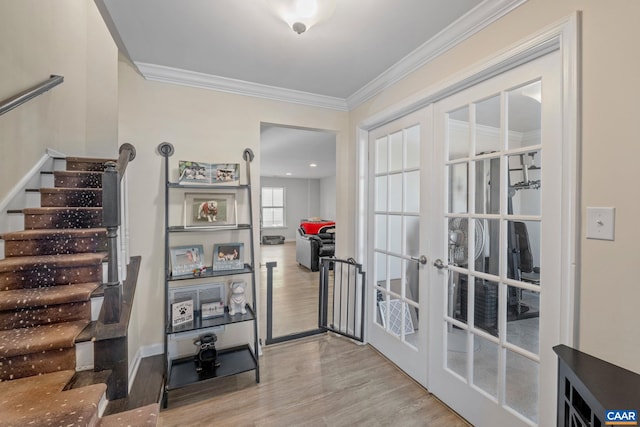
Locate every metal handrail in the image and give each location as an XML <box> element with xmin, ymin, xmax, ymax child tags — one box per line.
<box><xmin>0</xmin><ymin>75</ymin><xmax>64</xmax><ymax>116</ymax></box>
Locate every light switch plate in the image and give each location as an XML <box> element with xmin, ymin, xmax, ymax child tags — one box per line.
<box><xmin>586</xmin><ymin>207</ymin><xmax>615</xmax><ymax>240</ymax></box>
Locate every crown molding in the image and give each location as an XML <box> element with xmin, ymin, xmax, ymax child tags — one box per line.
<box><xmin>346</xmin><ymin>0</ymin><xmax>528</xmax><ymax>110</ymax></box>
<box><xmin>135</xmin><ymin>62</ymin><xmax>349</xmax><ymax>112</ymax></box>
<box><xmin>135</xmin><ymin>0</ymin><xmax>526</xmax><ymax>112</ymax></box>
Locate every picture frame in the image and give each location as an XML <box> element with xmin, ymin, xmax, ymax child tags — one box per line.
<box><xmin>171</xmin><ymin>299</ymin><xmax>194</xmax><ymax>327</ymax></box>
<box><xmin>212</xmin><ymin>242</ymin><xmax>244</xmax><ymax>271</ymax></box>
<box><xmin>211</xmin><ymin>163</ymin><xmax>240</xmax><ymax>185</ymax></box>
<box><xmin>199</xmin><ymin>282</ymin><xmax>227</xmax><ymax>319</ymax></box>
<box><xmin>170</xmin><ymin>245</ymin><xmax>205</xmax><ymax>277</ymax></box>
<box><xmin>178</xmin><ymin>160</ymin><xmax>240</xmax><ymax>185</ymax></box>
<box><xmin>184</xmin><ymin>193</ymin><xmax>237</xmax><ymax>229</ymax></box>
<box><xmin>178</xmin><ymin>161</ymin><xmax>212</xmax><ymax>185</ymax></box>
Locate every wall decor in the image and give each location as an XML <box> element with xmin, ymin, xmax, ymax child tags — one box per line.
<box><xmin>170</xmin><ymin>245</ymin><xmax>205</xmax><ymax>277</ymax></box>
<box><xmin>178</xmin><ymin>161</ymin><xmax>240</xmax><ymax>185</ymax></box>
<box><xmin>184</xmin><ymin>193</ymin><xmax>237</xmax><ymax>228</ymax></box>
<box><xmin>212</xmin><ymin>242</ymin><xmax>244</xmax><ymax>271</ymax></box>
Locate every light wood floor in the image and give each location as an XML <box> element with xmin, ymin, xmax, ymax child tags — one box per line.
<box><xmin>159</xmin><ymin>334</ymin><xmax>469</xmax><ymax>426</ymax></box>
<box><xmin>258</xmin><ymin>242</ymin><xmax>324</xmax><ymax>338</ymax></box>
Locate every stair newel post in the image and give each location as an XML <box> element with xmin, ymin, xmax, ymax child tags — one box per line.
<box><xmin>102</xmin><ymin>160</ymin><xmax>122</xmax><ymax>324</ymax></box>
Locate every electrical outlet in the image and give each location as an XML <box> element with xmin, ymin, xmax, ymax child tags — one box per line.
<box><xmin>586</xmin><ymin>207</ymin><xmax>615</xmax><ymax>241</ymax></box>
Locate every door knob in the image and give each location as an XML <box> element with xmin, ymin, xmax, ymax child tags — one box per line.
<box><xmin>433</xmin><ymin>258</ymin><xmax>448</xmax><ymax>270</ymax></box>
<box><xmin>410</xmin><ymin>255</ymin><xmax>428</xmax><ymax>265</ymax></box>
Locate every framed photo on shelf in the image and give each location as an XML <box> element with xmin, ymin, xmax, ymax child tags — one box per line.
<box><xmin>178</xmin><ymin>161</ymin><xmax>212</xmax><ymax>185</ymax></box>
<box><xmin>178</xmin><ymin>160</ymin><xmax>240</xmax><ymax>185</ymax></box>
<box><xmin>212</xmin><ymin>163</ymin><xmax>240</xmax><ymax>185</ymax></box>
<box><xmin>212</xmin><ymin>242</ymin><xmax>244</xmax><ymax>271</ymax></box>
<box><xmin>170</xmin><ymin>245</ymin><xmax>205</xmax><ymax>277</ymax></box>
<box><xmin>184</xmin><ymin>193</ymin><xmax>237</xmax><ymax>229</ymax></box>
<box><xmin>171</xmin><ymin>299</ymin><xmax>194</xmax><ymax>327</ymax></box>
<box><xmin>199</xmin><ymin>283</ymin><xmax>226</xmax><ymax>319</ymax></box>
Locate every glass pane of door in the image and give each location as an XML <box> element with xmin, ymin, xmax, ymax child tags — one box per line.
<box><xmin>435</xmin><ymin>70</ymin><xmax>551</xmax><ymax>426</ymax></box>
<box><xmin>368</xmin><ymin>111</ymin><xmax>429</xmax><ymax>387</ymax></box>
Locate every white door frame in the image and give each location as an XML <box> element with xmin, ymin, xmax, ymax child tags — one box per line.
<box><xmin>356</xmin><ymin>11</ymin><xmax>580</xmax><ymax>375</ymax></box>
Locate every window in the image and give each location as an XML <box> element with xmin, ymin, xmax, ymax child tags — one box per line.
<box><xmin>261</xmin><ymin>187</ymin><xmax>285</xmax><ymax>227</ymax></box>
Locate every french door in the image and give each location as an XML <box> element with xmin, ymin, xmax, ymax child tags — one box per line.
<box><xmin>429</xmin><ymin>51</ymin><xmax>562</xmax><ymax>426</ymax></box>
<box><xmin>366</xmin><ymin>108</ymin><xmax>431</xmax><ymax>386</ymax></box>
<box><xmin>365</xmin><ymin>50</ymin><xmax>566</xmax><ymax>426</ymax></box>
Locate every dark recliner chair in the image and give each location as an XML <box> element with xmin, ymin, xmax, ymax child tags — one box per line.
<box><xmin>296</xmin><ymin>226</ymin><xmax>335</xmax><ymax>272</ymax></box>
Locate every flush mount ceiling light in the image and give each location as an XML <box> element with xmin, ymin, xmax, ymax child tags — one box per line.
<box><xmin>266</xmin><ymin>0</ymin><xmax>337</xmax><ymax>34</ymax></box>
<box><xmin>309</xmin><ymin>163</ymin><xmax>317</xmax><ymax>167</ymax></box>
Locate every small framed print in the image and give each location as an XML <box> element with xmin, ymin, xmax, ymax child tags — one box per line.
<box><xmin>211</xmin><ymin>163</ymin><xmax>240</xmax><ymax>185</ymax></box>
<box><xmin>178</xmin><ymin>161</ymin><xmax>212</xmax><ymax>185</ymax></box>
<box><xmin>170</xmin><ymin>245</ymin><xmax>205</xmax><ymax>277</ymax></box>
<box><xmin>178</xmin><ymin>161</ymin><xmax>240</xmax><ymax>185</ymax></box>
<box><xmin>171</xmin><ymin>299</ymin><xmax>194</xmax><ymax>326</ymax></box>
<box><xmin>184</xmin><ymin>193</ymin><xmax>237</xmax><ymax>229</ymax></box>
<box><xmin>212</xmin><ymin>243</ymin><xmax>244</xmax><ymax>271</ymax></box>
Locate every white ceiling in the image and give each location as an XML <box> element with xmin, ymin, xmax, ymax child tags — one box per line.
<box><xmin>96</xmin><ymin>0</ymin><xmax>526</xmax><ymax>178</ymax></box>
<box><xmin>260</xmin><ymin>125</ymin><xmax>336</xmax><ymax>179</ymax></box>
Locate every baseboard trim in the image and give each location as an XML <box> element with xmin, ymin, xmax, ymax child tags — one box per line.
<box><xmin>128</xmin><ymin>343</ymin><xmax>164</xmax><ymax>393</ymax></box>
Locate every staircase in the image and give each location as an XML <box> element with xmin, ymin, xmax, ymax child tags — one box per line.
<box><xmin>0</xmin><ymin>157</ymin><xmax>158</xmax><ymax>426</ymax></box>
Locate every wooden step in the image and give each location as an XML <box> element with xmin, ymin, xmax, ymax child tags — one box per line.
<box><xmin>0</xmin><ymin>252</ymin><xmax>106</xmax><ymax>291</ymax></box>
<box><xmin>65</xmin><ymin>156</ymin><xmax>115</xmax><ymax>172</ymax></box>
<box><xmin>54</xmin><ymin>170</ymin><xmax>103</xmax><ymax>188</ymax></box>
<box><xmin>0</xmin><ymin>320</ymin><xmax>89</xmax><ymax>380</ymax></box>
<box><xmin>23</xmin><ymin>207</ymin><xmax>103</xmax><ymax>229</ymax></box>
<box><xmin>1</xmin><ymin>228</ymin><xmax>108</xmax><ymax>257</ymax></box>
<box><xmin>40</xmin><ymin>187</ymin><xmax>102</xmax><ymax>207</ymax></box>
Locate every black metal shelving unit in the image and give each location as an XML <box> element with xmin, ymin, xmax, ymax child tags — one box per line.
<box><xmin>157</xmin><ymin>143</ymin><xmax>259</xmax><ymax>408</ymax></box>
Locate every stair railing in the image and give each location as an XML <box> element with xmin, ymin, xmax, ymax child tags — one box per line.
<box><xmin>0</xmin><ymin>75</ymin><xmax>64</xmax><ymax>116</ymax></box>
<box><xmin>102</xmin><ymin>143</ymin><xmax>136</xmax><ymax>324</ymax></box>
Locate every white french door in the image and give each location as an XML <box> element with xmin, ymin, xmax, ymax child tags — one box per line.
<box><xmin>428</xmin><ymin>51</ymin><xmax>563</xmax><ymax>426</ymax></box>
<box><xmin>366</xmin><ymin>108</ymin><xmax>431</xmax><ymax>386</ymax></box>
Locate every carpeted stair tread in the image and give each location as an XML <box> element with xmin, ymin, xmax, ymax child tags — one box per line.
<box><xmin>54</xmin><ymin>170</ymin><xmax>103</xmax><ymax>189</ymax></box>
<box><xmin>1</xmin><ymin>227</ymin><xmax>107</xmax><ymax>240</ymax></box>
<box><xmin>0</xmin><ymin>252</ymin><xmax>107</xmax><ymax>273</ymax></box>
<box><xmin>0</xmin><ymin>301</ymin><xmax>90</xmax><ymax>330</ymax></box>
<box><xmin>0</xmin><ymin>320</ymin><xmax>88</xmax><ymax>358</ymax></box>
<box><xmin>0</xmin><ymin>369</ymin><xmax>75</xmax><ymax>394</ymax></box>
<box><xmin>23</xmin><ymin>207</ymin><xmax>103</xmax><ymax>229</ymax></box>
<box><xmin>39</xmin><ymin>187</ymin><xmax>103</xmax><ymax>208</ymax></box>
<box><xmin>98</xmin><ymin>403</ymin><xmax>160</xmax><ymax>427</ymax></box>
<box><xmin>0</xmin><ymin>282</ymin><xmax>99</xmax><ymax>311</ymax></box>
<box><xmin>66</xmin><ymin>156</ymin><xmax>115</xmax><ymax>172</ymax></box>
<box><xmin>1</xmin><ymin>228</ymin><xmax>108</xmax><ymax>257</ymax></box>
<box><xmin>0</xmin><ymin>381</ymin><xmax>106</xmax><ymax>427</ymax></box>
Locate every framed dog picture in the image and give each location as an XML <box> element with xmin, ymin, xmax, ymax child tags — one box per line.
<box><xmin>212</xmin><ymin>243</ymin><xmax>244</xmax><ymax>271</ymax></box>
<box><xmin>169</xmin><ymin>245</ymin><xmax>205</xmax><ymax>277</ymax></box>
<box><xmin>211</xmin><ymin>163</ymin><xmax>240</xmax><ymax>185</ymax></box>
<box><xmin>184</xmin><ymin>193</ymin><xmax>237</xmax><ymax>229</ymax></box>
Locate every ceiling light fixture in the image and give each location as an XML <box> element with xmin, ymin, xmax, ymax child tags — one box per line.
<box><xmin>286</xmin><ymin>172</ymin><xmax>292</xmax><ymax>176</ymax></box>
<box><xmin>309</xmin><ymin>163</ymin><xmax>317</xmax><ymax>167</ymax></box>
<box><xmin>267</xmin><ymin>0</ymin><xmax>337</xmax><ymax>35</ymax></box>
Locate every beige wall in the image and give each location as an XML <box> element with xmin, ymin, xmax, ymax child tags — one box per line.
<box><xmin>118</xmin><ymin>60</ymin><xmax>349</xmax><ymax>352</ymax></box>
<box><xmin>0</xmin><ymin>0</ymin><xmax>118</xmax><ymax>199</ymax></box>
<box><xmin>350</xmin><ymin>0</ymin><xmax>640</xmax><ymax>374</ymax></box>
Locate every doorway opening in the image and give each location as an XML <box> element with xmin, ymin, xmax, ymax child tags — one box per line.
<box><xmin>259</xmin><ymin>123</ymin><xmax>337</xmax><ymax>344</ymax></box>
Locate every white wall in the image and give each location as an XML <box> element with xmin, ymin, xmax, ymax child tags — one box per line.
<box><xmin>349</xmin><ymin>0</ymin><xmax>640</xmax><ymax>374</ymax></box>
<box><xmin>118</xmin><ymin>60</ymin><xmax>350</xmax><ymax>351</ymax></box>
<box><xmin>0</xmin><ymin>0</ymin><xmax>118</xmax><ymax>199</ymax></box>
<box><xmin>319</xmin><ymin>176</ymin><xmax>337</xmax><ymax>220</ymax></box>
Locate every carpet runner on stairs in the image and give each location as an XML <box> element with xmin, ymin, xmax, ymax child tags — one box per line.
<box><xmin>0</xmin><ymin>156</ymin><xmax>157</xmax><ymax>425</ymax></box>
